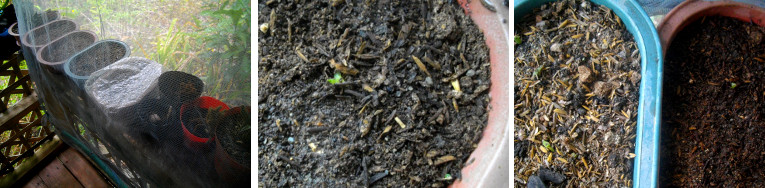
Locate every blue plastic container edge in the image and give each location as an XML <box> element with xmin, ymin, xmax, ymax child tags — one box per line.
<box><xmin>63</xmin><ymin>39</ymin><xmax>131</xmax><ymax>87</ymax></box>
<box><xmin>514</xmin><ymin>1</ymin><xmax>663</xmax><ymax>187</ymax></box>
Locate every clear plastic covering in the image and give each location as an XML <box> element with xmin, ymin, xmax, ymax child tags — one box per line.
<box><xmin>11</xmin><ymin>0</ymin><xmax>251</xmax><ymax>187</ymax></box>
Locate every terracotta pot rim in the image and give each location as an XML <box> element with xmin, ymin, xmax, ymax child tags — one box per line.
<box><xmin>180</xmin><ymin>96</ymin><xmax>230</xmax><ymax>143</ymax></box>
<box><xmin>658</xmin><ymin>0</ymin><xmax>765</xmax><ymax>55</ymax></box>
<box><xmin>20</xmin><ymin>18</ymin><xmax>77</xmax><ymax>49</ymax></box>
<box><xmin>8</xmin><ymin>22</ymin><xmax>18</xmax><ymax>36</ymax></box>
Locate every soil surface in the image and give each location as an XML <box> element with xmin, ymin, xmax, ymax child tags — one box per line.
<box><xmin>182</xmin><ymin>107</ymin><xmax>210</xmax><ymax>138</ymax></box>
<box><xmin>70</xmin><ymin>43</ymin><xmax>127</xmax><ymax>76</ymax></box>
<box><xmin>216</xmin><ymin>106</ymin><xmax>251</xmax><ymax>168</ymax></box>
<box><xmin>660</xmin><ymin>16</ymin><xmax>765</xmax><ymax>187</ymax></box>
<box><xmin>514</xmin><ymin>0</ymin><xmax>641</xmax><ymax>187</ymax></box>
<box><xmin>258</xmin><ymin>0</ymin><xmax>490</xmax><ymax>187</ymax></box>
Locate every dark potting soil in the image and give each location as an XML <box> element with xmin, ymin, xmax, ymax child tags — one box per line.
<box><xmin>514</xmin><ymin>0</ymin><xmax>641</xmax><ymax>187</ymax></box>
<box><xmin>70</xmin><ymin>44</ymin><xmax>127</xmax><ymax>76</ymax></box>
<box><xmin>258</xmin><ymin>0</ymin><xmax>490</xmax><ymax>187</ymax></box>
<box><xmin>183</xmin><ymin>107</ymin><xmax>210</xmax><ymax>138</ymax></box>
<box><xmin>661</xmin><ymin>16</ymin><xmax>765</xmax><ymax>187</ymax></box>
<box><xmin>216</xmin><ymin>107</ymin><xmax>251</xmax><ymax>168</ymax></box>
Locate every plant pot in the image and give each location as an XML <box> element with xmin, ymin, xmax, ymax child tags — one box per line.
<box><xmin>20</xmin><ymin>19</ymin><xmax>77</xmax><ymax>52</ymax></box>
<box><xmin>514</xmin><ymin>0</ymin><xmax>663</xmax><ymax>187</ymax></box>
<box><xmin>658</xmin><ymin>0</ymin><xmax>765</xmax><ymax>55</ymax></box>
<box><xmin>30</xmin><ymin>10</ymin><xmax>60</xmax><ymax>28</ymax></box>
<box><xmin>180</xmin><ymin>96</ymin><xmax>229</xmax><ymax>150</ymax></box>
<box><xmin>85</xmin><ymin>57</ymin><xmax>163</xmax><ymax>117</ymax></box>
<box><xmin>446</xmin><ymin>0</ymin><xmax>510</xmax><ymax>187</ymax></box>
<box><xmin>0</xmin><ymin>22</ymin><xmax>19</xmax><ymax>59</ymax></box>
<box><xmin>64</xmin><ymin>40</ymin><xmax>131</xmax><ymax>87</ymax></box>
<box><xmin>158</xmin><ymin>71</ymin><xmax>204</xmax><ymax>106</ymax></box>
<box><xmin>213</xmin><ymin>106</ymin><xmax>250</xmax><ymax>186</ymax></box>
<box><xmin>8</xmin><ymin>22</ymin><xmax>19</xmax><ymax>46</ymax></box>
<box><xmin>36</xmin><ymin>30</ymin><xmax>97</xmax><ymax>73</ymax></box>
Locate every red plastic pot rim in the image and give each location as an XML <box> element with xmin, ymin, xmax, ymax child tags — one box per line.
<box><xmin>658</xmin><ymin>0</ymin><xmax>765</xmax><ymax>55</ymax></box>
<box><xmin>180</xmin><ymin>96</ymin><xmax>230</xmax><ymax>143</ymax></box>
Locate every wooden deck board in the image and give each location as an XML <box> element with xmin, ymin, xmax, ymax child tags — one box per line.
<box><xmin>22</xmin><ymin>175</ymin><xmax>47</xmax><ymax>188</ymax></box>
<box><xmin>57</xmin><ymin>148</ymin><xmax>109</xmax><ymax>188</ymax></box>
<box><xmin>16</xmin><ymin>145</ymin><xmax>111</xmax><ymax>188</ymax></box>
<box><xmin>37</xmin><ymin>155</ymin><xmax>83</xmax><ymax>188</ymax></box>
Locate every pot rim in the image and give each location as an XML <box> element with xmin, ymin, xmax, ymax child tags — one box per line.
<box><xmin>8</xmin><ymin>22</ymin><xmax>18</xmax><ymax>36</ymax></box>
<box><xmin>20</xmin><ymin>18</ymin><xmax>77</xmax><ymax>49</ymax></box>
<box><xmin>36</xmin><ymin>30</ymin><xmax>97</xmax><ymax>66</ymax></box>
<box><xmin>180</xmin><ymin>96</ymin><xmax>230</xmax><ymax>143</ymax></box>
<box><xmin>64</xmin><ymin>39</ymin><xmax>131</xmax><ymax>80</ymax></box>
<box><xmin>513</xmin><ymin>0</ymin><xmax>663</xmax><ymax>187</ymax></box>
<box><xmin>657</xmin><ymin>0</ymin><xmax>765</xmax><ymax>55</ymax></box>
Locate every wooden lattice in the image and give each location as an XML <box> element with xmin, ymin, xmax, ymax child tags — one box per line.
<box><xmin>0</xmin><ymin>52</ymin><xmax>52</xmax><ymax>176</ymax></box>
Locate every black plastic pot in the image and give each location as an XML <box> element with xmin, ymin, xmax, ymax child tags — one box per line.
<box><xmin>158</xmin><ymin>71</ymin><xmax>204</xmax><ymax>107</ymax></box>
<box><xmin>64</xmin><ymin>40</ymin><xmax>130</xmax><ymax>87</ymax></box>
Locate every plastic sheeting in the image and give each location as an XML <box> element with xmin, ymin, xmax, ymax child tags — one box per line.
<box><xmin>11</xmin><ymin>0</ymin><xmax>251</xmax><ymax>187</ymax></box>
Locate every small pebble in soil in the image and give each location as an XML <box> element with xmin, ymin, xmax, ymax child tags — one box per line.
<box><xmin>287</xmin><ymin>137</ymin><xmax>294</xmax><ymax>143</ymax></box>
<box><xmin>526</xmin><ymin>175</ymin><xmax>545</xmax><ymax>188</ymax></box>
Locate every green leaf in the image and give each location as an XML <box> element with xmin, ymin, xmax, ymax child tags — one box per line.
<box><xmin>515</xmin><ymin>35</ymin><xmax>522</xmax><ymax>44</ymax></box>
<box><xmin>533</xmin><ymin>66</ymin><xmax>543</xmax><ymax>78</ymax></box>
<box><xmin>731</xmin><ymin>82</ymin><xmax>738</xmax><ymax>89</ymax></box>
<box><xmin>327</xmin><ymin>73</ymin><xmax>343</xmax><ymax>84</ymax></box>
<box><xmin>542</xmin><ymin>140</ymin><xmax>553</xmax><ymax>151</ymax></box>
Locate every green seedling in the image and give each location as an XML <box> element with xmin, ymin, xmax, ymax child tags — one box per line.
<box><xmin>444</xmin><ymin>173</ymin><xmax>452</xmax><ymax>180</ymax></box>
<box><xmin>731</xmin><ymin>82</ymin><xmax>737</xmax><ymax>89</ymax></box>
<box><xmin>542</xmin><ymin>140</ymin><xmax>554</xmax><ymax>152</ymax></box>
<box><xmin>515</xmin><ymin>35</ymin><xmax>522</xmax><ymax>44</ymax></box>
<box><xmin>327</xmin><ymin>73</ymin><xmax>344</xmax><ymax>84</ymax></box>
<box><xmin>533</xmin><ymin>66</ymin><xmax>544</xmax><ymax>78</ymax></box>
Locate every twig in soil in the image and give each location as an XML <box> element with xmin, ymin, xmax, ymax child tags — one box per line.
<box><xmin>384</xmin><ymin>110</ymin><xmax>397</xmax><ymax>125</ymax></box>
<box><xmin>422</xmin><ymin>56</ymin><xmax>441</xmax><ymax>70</ymax></box>
<box><xmin>278</xmin><ymin>156</ymin><xmax>298</xmax><ymax>166</ymax></box>
<box><xmin>353</xmin><ymin>54</ymin><xmax>380</xmax><ymax>60</ymax></box>
<box><xmin>369</xmin><ymin>170</ymin><xmax>389</xmax><ymax>185</ymax></box>
<box><xmin>357</xmin><ymin>41</ymin><xmax>367</xmax><ymax>56</ymax></box>
<box><xmin>344</xmin><ymin>90</ymin><xmax>365</xmax><ymax>98</ymax></box>
<box><xmin>362</xmin><ymin>156</ymin><xmax>369</xmax><ymax>187</ymax></box>
<box><xmin>411</xmin><ymin>55</ymin><xmax>431</xmax><ymax>76</ymax></box>
<box><xmin>394</xmin><ymin>117</ymin><xmax>406</xmax><ymax>128</ymax></box>
<box><xmin>306</xmin><ymin>126</ymin><xmax>332</xmax><ymax>134</ymax></box>
<box><xmin>433</xmin><ymin>155</ymin><xmax>456</xmax><ymax>166</ymax></box>
<box><xmin>296</xmin><ymin>47</ymin><xmax>310</xmax><ymax>63</ymax></box>
<box><xmin>338</xmin><ymin>28</ymin><xmax>350</xmax><ymax>48</ymax></box>
<box><xmin>376</xmin><ymin>125</ymin><xmax>392</xmax><ymax>142</ymax></box>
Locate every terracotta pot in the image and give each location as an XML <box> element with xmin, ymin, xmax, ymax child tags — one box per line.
<box><xmin>21</xmin><ymin>19</ymin><xmax>77</xmax><ymax>52</ymax></box>
<box><xmin>213</xmin><ymin>106</ymin><xmax>250</xmax><ymax>186</ymax></box>
<box><xmin>515</xmin><ymin>0</ymin><xmax>663</xmax><ymax>187</ymax></box>
<box><xmin>658</xmin><ymin>0</ymin><xmax>765</xmax><ymax>55</ymax></box>
<box><xmin>64</xmin><ymin>40</ymin><xmax>131</xmax><ymax>87</ymax></box>
<box><xmin>36</xmin><ymin>30</ymin><xmax>97</xmax><ymax>73</ymax></box>
<box><xmin>8</xmin><ymin>22</ymin><xmax>19</xmax><ymax>46</ymax></box>
<box><xmin>450</xmin><ymin>0</ymin><xmax>509</xmax><ymax>187</ymax></box>
<box><xmin>180</xmin><ymin>96</ymin><xmax>229</xmax><ymax>150</ymax></box>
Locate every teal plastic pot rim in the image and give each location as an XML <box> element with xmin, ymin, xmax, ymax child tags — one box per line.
<box><xmin>64</xmin><ymin>39</ymin><xmax>131</xmax><ymax>84</ymax></box>
<box><xmin>514</xmin><ymin>0</ymin><xmax>663</xmax><ymax>187</ymax></box>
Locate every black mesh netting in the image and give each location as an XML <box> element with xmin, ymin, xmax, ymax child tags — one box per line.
<box><xmin>11</xmin><ymin>0</ymin><xmax>251</xmax><ymax>187</ymax></box>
